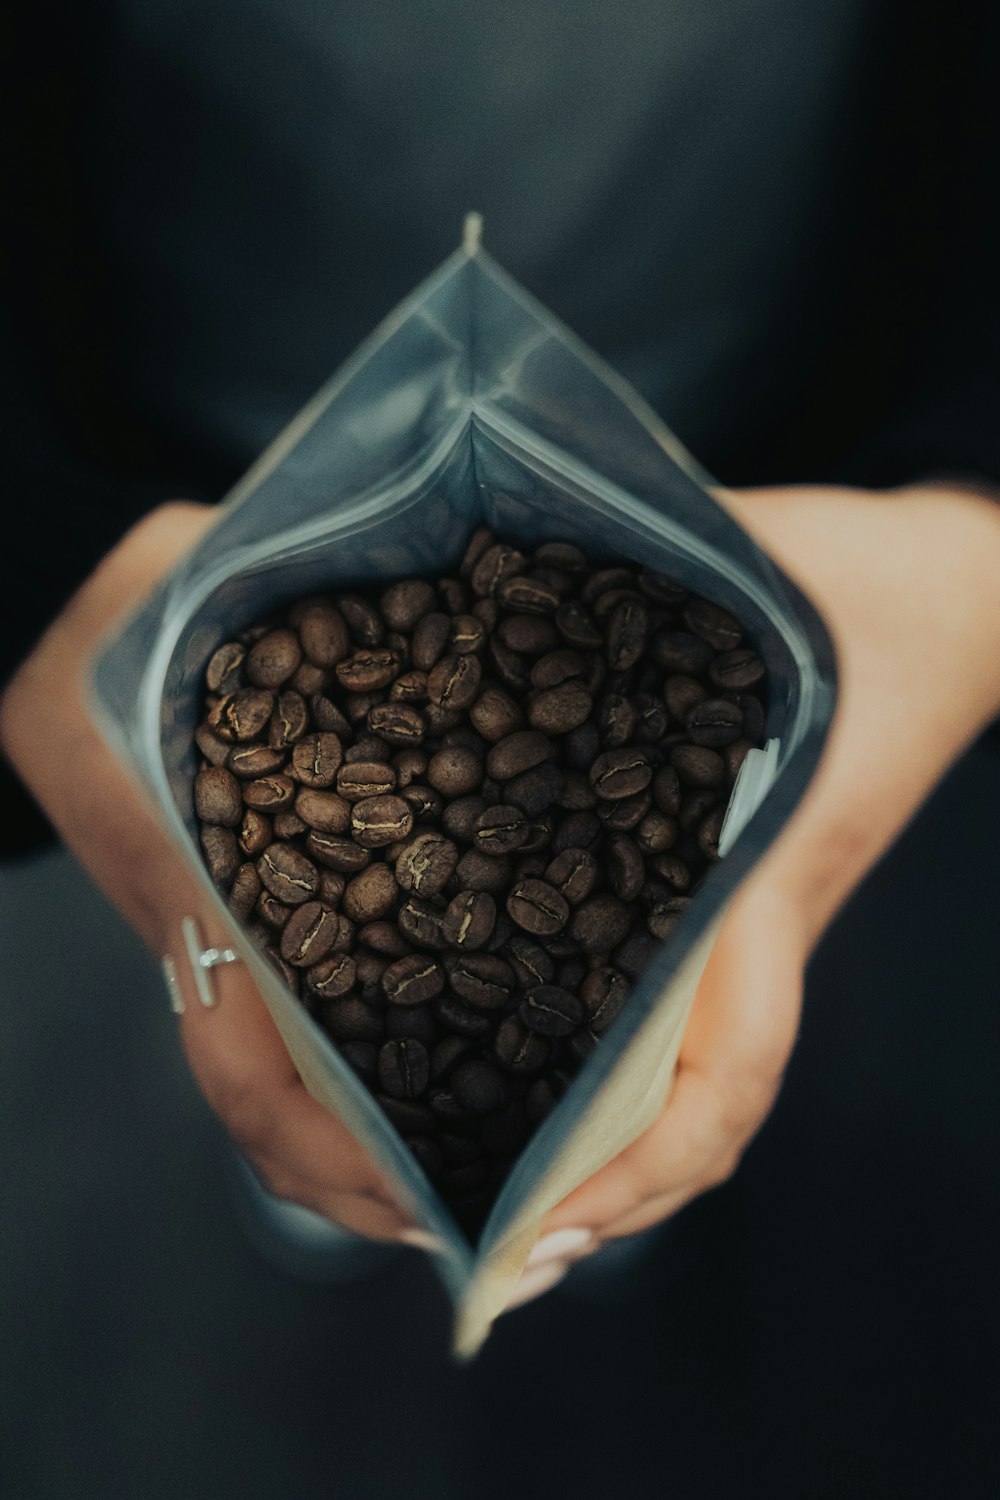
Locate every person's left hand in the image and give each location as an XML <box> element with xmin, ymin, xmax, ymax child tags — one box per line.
<box><xmin>513</xmin><ymin>480</ymin><xmax>1000</xmax><ymax>1304</ymax></box>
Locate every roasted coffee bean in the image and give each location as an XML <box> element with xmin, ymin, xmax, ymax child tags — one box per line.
<box><xmin>426</xmin><ymin>746</ymin><xmax>483</xmax><ymax>798</ymax></box>
<box><xmin>205</xmin><ymin>641</ymin><xmax>246</xmax><ymax>695</ymax></box>
<box><xmin>257</xmin><ymin>844</ymin><xmax>320</xmax><ymax>905</ymax></box>
<box><xmin>486</xmin><ymin>730</ymin><xmax>554</xmax><ymax>781</ymax></box>
<box><xmin>433</xmin><ymin>994</ymin><xmax>494</xmax><ymax>1038</ymax></box>
<box><xmin>671</xmin><ymin>744</ymin><xmax>726</xmax><ymax>788</ymax></box>
<box><xmin>388</xmin><ymin>670</ymin><xmax>429</xmax><ymax>705</ymax></box>
<box><xmin>503</xmin><ymin>761</ymin><xmax>563</xmax><ymax>818</ymax></box>
<box><xmin>318</xmin><ymin>865</ymin><xmax>346</xmax><ymax>903</ymax></box>
<box><xmin>470</xmin><ymin>542</ymin><xmax>525</xmax><ymax>598</ymax></box>
<box><xmin>386</xmin><ymin>1003</ymin><xmax>436</xmax><ymax>1044</ymax></box>
<box><xmin>698</xmin><ymin>805</ymin><xmax>725</xmax><ymax>861</ymax></box>
<box><xmin>226</xmin><ymin>738</ymin><xmax>284</xmax><ymax>786</ymax></box>
<box><xmin>376</xmin><ymin>1096</ymin><xmax>437</xmax><ymax>1135</ymax></box>
<box><xmin>529</xmin><ymin>649</ymin><xmax>584</xmax><ymax>690</ymax></box>
<box><xmin>449</xmin><ymin>614</ymin><xmax>486</xmax><ymax>655</ymax></box>
<box><xmin>527</xmin><ymin>681</ymin><xmax>592</xmax><ymax>735</ymax></box>
<box><xmin>394</xmin><ymin>831</ymin><xmax>459</xmax><ymax>898</ymax></box>
<box><xmin>663</xmin><ymin>674</ymin><xmax>707</xmax><ymax>722</ymax></box>
<box><xmin>243</xmin><ymin>774</ymin><xmax>296</xmax><ymax>811</ymax></box>
<box><xmin>580</xmin><ymin>966</ymin><xmax>630</xmax><ymax>1033</ymax></box>
<box><xmin>245</xmin><ymin>628</ymin><xmax>301</xmax><ymax>688</ymax></box>
<box><xmin>683</xmin><ymin>598</ymin><xmax>743</xmax><ymax>651</ymax></box>
<box><xmin>727</xmin><ymin>691</ymin><xmax>765</xmax><ymax>741</ymax></box>
<box><xmin>306</xmin><ymin>952</ymin><xmax>356</xmax><ymax>998</ymax></box>
<box><xmin>724</xmin><ymin>737</ymin><xmax>755</xmax><ymax>780</ymax></box>
<box><xmin>228</xmin><ymin>862</ymin><xmax>262</xmax><ymax>921</ymax></box>
<box><xmin>256</xmin><ymin>891</ymin><xmax>293</xmax><ymax>929</ymax></box>
<box><xmin>614</xmin><ymin>928</ymin><xmax>660</xmax><ymax>981</ymax></box>
<box><xmin>378</xmin><ymin>1039</ymin><xmax>430</xmax><ymax>1099</ymax></box>
<box><xmin>430</xmin><ymin>1036</ymin><xmax>476</xmax><ymax>1082</ymax></box>
<box><xmin>488</xmin><ymin>636</ymin><xmax>532</xmax><ymax>692</ymax></box>
<box><xmin>535</xmin><ymin>541</ymin><xmax>586</xmax><ymax>572</ymax></box>
<box><xmin>649</xmin><ymin>854</ymin><xmax>691</xmax><ymax>892</ymax></box>
<box><xmin>303</xmin><ymin>832</ymin><xmax>367</xmax><ymax>874</ymax></box>
<box><xmin>280</xmin><ymin>902</ymin><xmax>340</xmax><ymax>967</ymax></box>
<box><xmin>494</xmin><ymin>1017</ymin><xmax>549</xmax><ymax>1074</ymax></box>
<box><xmin>557</xmin><ymin>771</ymin><xmax>596</xmax><ymax>811</ymax></box>
<box><xmin>678</xmin><ymin>788</ymin><xmax>719</xmax><ymax>833</ymax></box>
<box><xmin>381</xmin><ymin>579</ymin><xmax>435</xmax><ymax>631</ymax></box>
<box><xmin>443</xmin><ymin>890</ymin><xmax>496</xmax><ymax>950</ymax></box>
<box><xmin>298</xmin><ymin>601</ymin><xmax>350</xmax><ymax>665</ymax></box>
<box><xmin>341</xmin><ymin>863</ymin><xmax>398</xmax><ymax>923</ymax></box>
<box><xmin>398</xmin><ymin>895</ymin><xmax>449</xmax><ymax>950</ymax></box>
<box><xmin>596</xmin><ymin>694</ymin><xmax>637</xmax><ymax>748</ymax></box>
<box><xmin>268</xmin><ymin>690</ymin><xmax>309</xmax><ymax>749</ymax></box>
<box><xmin>544</xmin><ymin>847</ymin><xmax>598</xmax><ymax>906</ymax></box>
<box><xmin>571</xmin><ymin>893</ymin><xmax>631</xmax><ymax>954</ymax></box>
<box><xmin>356</xmin><ymin>920</ymin><xmax>409</xmax><ymax>957</ymax></box>
<box><xmin>496</xmin><ymin>573</ymin><xmax>561</xmax><ymax>614</ymax></box>
<box><xmin>632</xmin><ymin>694</ymin><xmax>669</xmax><ymax>743</ymax></box>
<box><xmin>261</xmin><ymin>948</ymin><xmax>300</xmax><ymax>994</ymax></box>
<box><xmin>338</xmin><ymin>1040</ymin><xmax>378</xmax><ymax>1082</ymax></box>
<box><xmin>635</xmin><ymin>810</ymin><xmax>678</xmax><ymax>854</ymax></box>
<box><xmin>355</xmin><ymin>948</ymin><xmax>390</xmax><ymax>987</ymax></box>
<box><xmin>568</xmin><ymin>1029</ymin><xmax>598</xmax><ymax>1065</ymax></box>
<box><xmin>500</xmin><ymin>934</ymin><xmax>553</xmax><ymax>988</ymax></box>
<box><xmin>637</xmin><ymin>568</ymin><xmax>687</xmax><ymax>606</ymax></box>
<box><xmin>446</xmin><ymin>953</ymin><xmax>514</xmax><ymax>1010</ymax></box>
<box><xmin>709</xmin><ymin>648</ymin><xmax>765</xmax><ymax>690</ymax></box>
<box><xmin>454</xmin><ymin>847</ymin><xmax>512</xmax><ymax>895</ymax></box>
<box><xmin>382</xmin><ymin>954</ymin><xmax>445</xmax><ymax>1007</ymax></box>
<box><xmin>605</xmin><ymin>599</ymin><xmax>648</xmax><ymax>671</ymax></box>
<box><xmin>649</xmin><ymin>630</ymin><xmax>714</xmax><ymax>676</ymax></box>
<box><xmin>589</xmin><ymin>748</ymin><xmax>651</xmax><ymax>801</ymax></box>
<box><xmin>338</xmin><ymin>595</ymin><xmax>384</xmax><ymax>647</ymax></box>
<box><xmin>596</xmin><ymin>789</ymin><xmax>651</xmax><ymax>831</ymax></box>
<box><xmin>469</xmin><ymin>686</ymin><xmax>523</xmax><ymax>742</ymax></box>
<box><xmin>553</xmin><ymin>599</ymin><xmax>602</xmax><ymax>650</ymax></box>
<box><xmin>471</xmin><ymin>597</ymin><xmax>499</xmax><ymax>631</ymax></box>
<box><xmin>195</xmin><ymin>766</ymin><xmax>242</xmax><ymax>826</ymax></box>
<box><xmin>195</xmin><ymin>722</ymin><xmax>233</xmax><ymax>767</ymax></box>
<box><xmin>335</xmin><ymin>761</ymin><xmax>395</xmax><ymax>801</ymax></box>
<box><xmin>290</xmin><ymin>661</ymin><xmax>327</xmax><ymax>696</ymax></box>
<box><xmin>350</xmin><ymin>793</ymin><xmax>413</xmax><ymax>849</ymax></box>
<box><xmin>451</xmin><ymin>1060</ymin><xmax>508</xmax><ymax>1114</ymax></box>
<box><xmin>507</xmin><ymin>878</ymin><xmax>569</xmax><ymax>936</ymax></box>
<box><xmin>289</xmin><ymin>731</ymin><xmax>343</xmax><ymax>787</ymax></box>
<box><xmin>686</xmin><ymin>697</ymin><xmax>744</xmax><ymax>748</ymax></box>
<box><xmin>427</xmin><ymin>653</ymin><xmax>482</xmax><ymax>712</ymax></box>
<box><xmin>364</xmin><ymin>703</ymin><xmax>423</xmax><ymax>747</ymax></box>
<box><xmin>498</xmin><ymin>614</ymin><xmax>560</xmax><ymax>655</ymax></box>
<box><xmin>519</xmin><ymin>985</ymin><xmax>584</xmax><ymax>1038</ymax></box>
<box><xmin>392</xmin><ymin>748</ymin><xmax>428</xmax><ymax>789</ymax></box>
<box><xmin>551</xmin><ymin>810</ymin><xmax>601</xmax><ymax>854</ymax></box>
<box><xmin>399</xmin><ymin>784</ymin><xmax>443</xmax><ymax>824</ymax></box>
<box><xmin>606</xmin><ymin>834</ymin><xmax>645</xmax><ymax>901</ymax></box>
<box><xmin>459</xmin><ymin>525</ymin><xmax>496</xmax><ymax>578</ymax></box>
<box><xmin>647</xmin><ymin>895</ymin><xmax>690</xmax><ymax>941</ymax></box>
<box><xmin>310</xmin><ymin>694</ymin><xmax>352</xmax><ymax>736</ymax></box>
<box><xmin>473</xmin><ymin>804</ymin><xmax>529</xmax><ymax>856</ymax></box>
<box><xmin>409</xmin><ymin>611</ymin><xmax>449</xmax><ymax>671</ymax></box>
<box><xmin>273</xmin><ymin>812</ymin><xmax>308</xmax><ymax>840</ymax></box>
<box><xmin>335</xmin><ymin>649</ymin><xmax>399</xmax><ymax>693</ymax></box>
<box><xmin>323</xmin><ymin>996</ymin><xmax>386</xmax><ymax>1043</ymax></box>
<box><xmin>210</xmin><ymin>688</ymin><xmax>274</xmax><ymax>742</ymax></box>
<box><xmin>294</xmin><ymin>789</ymin><xmax>351</xmax><ymax>833</ymax></box>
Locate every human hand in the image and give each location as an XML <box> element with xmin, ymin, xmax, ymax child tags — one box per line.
<box><xmin>524</xmin><ymin>482</ymin><xmax>1000</xmax><ymax>1293</ymax></box>
<box><xmin>0</xmin><ymin>503</ymin><xmax>419</xmax><ymax>1244</ymax></box>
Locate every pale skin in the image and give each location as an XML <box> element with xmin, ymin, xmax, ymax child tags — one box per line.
<box><xmin>3</xmin><ymin>483</ymin><xmax>999</xmax><ymax>1284</ymax></box>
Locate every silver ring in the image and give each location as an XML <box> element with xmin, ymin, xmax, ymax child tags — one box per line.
<box><xmin>161</xmin><ymin>916</ymin><xmax>243</xmax><ymax>1013</ymax></box>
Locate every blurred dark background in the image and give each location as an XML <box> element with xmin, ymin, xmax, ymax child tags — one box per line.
<box><xmin>1</xmin><ymin>1</ymin><xmax>998</xmax><ymax>1494</ymax></box>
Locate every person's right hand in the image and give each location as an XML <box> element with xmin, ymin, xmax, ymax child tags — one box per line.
<box><xmin>0</xmin><ymin>502</ymin><xmax>420</xmax><ymax>1244</ymax></box>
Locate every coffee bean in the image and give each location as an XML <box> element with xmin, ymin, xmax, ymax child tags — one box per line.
<box><xmin>686</xmin><ymin>697</ymin><xmax>744</xmax><ymax>748</ymax></box>
<box><xmin>451</xmin><ymin>1060</ymin><xmax>508</xmax><ymax>1114</ymax></box>
<box><xmin>409</xmin><ymin>612</ymin><xmax>449</xmax><ymax>671</ymax></box>
<box><xmin>470</xmin><ymin>542</ymin><xmax>525</xmax><ymax>598</ymax></box>
<box><xmin>243</xmin><ymin>774</ymin><xmax>296</xmax><ymax>811</ymax></box>
<box><xmin>724</xmin><ymin>738</ymin><xmax>755</xmax><ymax>780</ymax></box>
<box><xmin>260</xmin><ymin>948</ymin><xmax>300</xmax><ymax>993</ymax></box>
<box><xmin>257</xmin><ymin>844</ymin><xmax>320</xmax><ymax>905</ymax></box>
<box><xmin>614</xmin><ymin>928</ymin><xmax>660</xmax><ymax>980</ymax></box>
<box><xmin>338</xmin><ymin>1039</ymin><xmax>378</xmax><ymax>1081</ymax></box>
<box><xmin>394</xmin><ymin>831</ymin><xmax>459</xmax><ymax>898</ymax></box>
<box><xmin>280</xmin><ymin>902</ymin><xmax>340</xmax><ymax>967</ymax></box>
<box><xmin>210</xmin><ymin>688</ymin><xmax>274</xmax><ymax>742</ymax></box>
<box><xmin>341</xmin><ymin>862</ymin><xmax>398</xmax><ymax>923</ymax></box>
<box><xmin>389</xmin><ymin>670</ymin><xmax>429</xmax><ymax>705</ymax></box>
<box><xmin>228</xmin><ymin>862</ymin><xmax>262</xmax><ymax>921</ymax></box>
<box><xmin>305</xmin><ymin>832</ymin><xmax>370</xmax><ymax>873</ymax></box>
<box><xmin>498</xmin><ymin>614</ymin><xmax>560</xmax><ymax>655</ymax></box>
<box><xmin>635</xmin><ymin>810</ymin><xmax>678</xmax><ymax>854</ymax></box>
<box><xmin>298</xmin><ymin>601</ymin><xmax>350</xmax><ymax>666</ymax></box>
<box><xmin>195</xmin><ymin>722</ymin><xmax>233</xmax><ymax>767</ymax></box>
<box><xmin>363</xmin><ymin>704</ymin><xmax>423</xmax><ymax>748</ymax></box>
<box><xmin>427</xmin><ymin>653</ymin><xmax>482</xmax><ymax>712</ymax></box>
<box><xmin>571</xmin><ymin>893</ymin><xmax>631</xmax><ymax>952</ymax></box>
<box><xmin>440</xmin><ymin>794</ymin><xmax>487</xmax><ymax>843</ymax></box>
<box><xmin>378</xmin><ymin>1039</ymin><xmax>430</xmax><ymax>1098</ymax></box>
<box><xmin>446</xmin><ymin>953</ymin><xmax>514</xmax><ymax>1010</ymax></box>
<box><xmin>386</xmin><ymin>1002</ymin><xmax>436</xmax><ymax>1044</ymax></box>
<box><xmin>318</xmin><ymin>869</ymin><xmax>346</xmax><ymax>904</ymax></box>
<box><xmin>528</xmin><ymin>649</ymin><xmax>583</xmax><ymax>690</ymax></box>
<box><xmin>596</xmin><ymin>789</ymin><xmax>651</xmax><ymax>831</ymax></box>
<box><xmin>195</xmin><ymin>766</ymin><xmax>242</xmax><ymax>826</ymax></box>
<box><xmin>606</xmin><ymin>834</ymin><xmax>645</xmax><ymax>901</ymax></box>
<box><xmin>649</xmin><ymin>854</ymin><xmax>691</xmax><ymax>892</ymax></box>
<box><xmin>381</xmin><ymin>579</ymin><xmax>435</xmax><ymax>631</ymax></box>
<box><xmin>506</xmin><ymin>878</ymin><xmax>569</xmax><ymax>936</ymax></box>
<box><xmin>290</xmin><ymin>661</ymin><xmax>326</xmax><ymax>697</ymax></box>
<box><xmin>580</xmin><ymin>966</ymin><xmax>630</xmax><ymax>1033</ymax></box>
<box><xmin>433</xmin><ymin>994</ymin><xmax>494</xmax><ymax>1038</ymax></box>
<box><xmin>651</xmin><ymin>765</ymin><xmax>682</xmax><ymax>816</ymax></box>
<box><xmin>494</xmin><ymin>1017</ymin><xmax>549</xmax><ymax>1074</ymax></box>
<box><xmin>338</xmin><ymin>595</ymin><xmax>384</xmax><ymax>647</ymax></box>
<box><xmin>205</xmin><ymin>641</ymin><xmax>246</xmax><ymax>695</ymax></box>
<box><xmin>647</xmin><ymin>895</ymin><xmax>690</xmax><ymax>940</ymax></box>
<box><xmin>473</xmin><ymin>804</ymin><xmax>529</xmax><ymax>856</ymax></box>
<box><xmin>589</xmin><ymin>748</ymin><xmax>651</xmax><ymax>801</ymax></box>
<box><xmin>670</xmin><ymin>744</ymin><xmax>726</xmax><ymax>788</ymax></box>
<box><xmin>552</xmin><ymin>599</ymin><xmax>602</xmax><ymax>650</ymax></box>
<box><xmin>267</xmin><ymin>690</ymin><xmax>309</xmax><ymax>750</ymax></box>
<box><xmin>519</xmin><ymin>986</ymin><xmax>585</xmax><ymax>1037</ymax></box>
<box><xmin>486</xmin><ymin>730</ymin><xmax>554</xmax><ymax>782</ymax></box>
<box><xmin>682</xmin><ymin>598</ymin><xmax>743</xmax><ymax>651</ymax></box>
<box><xmin>709</xmin><ymin>648</ymin><xmax>765</xmax><ymax>690</ymax></box>
<box><xmin>288</xmin><ymin>732</ymin><xmax>343</xmax><ymax>788</ymax></box>
<box><xmin>449</xmin><ymin>614</ymin><xmax>486</xmax><ymax>655</ymax></box>
<box><xmin>335</xmin><ymin>761</ymin><xmax>395</xmax><ymax>801</ymax></box>
<box><xmin>698</xmin><ymin>806</ymin><xmax>725</xmax><ymax>861</ymax></box>
<box><xmin>310</xmin><ymin>694</ymin><xmax>352</xmax><ymax>736</ymax></box>
<box><xmin>727</xmin><ymin>691</ymin><xmax>765</xmax><ymax>741</ymax></box>
<box><xmin>663</xmin><ymin>674</ymin><xmax>707</xmax><ymax>722</ymax></box>
<box><xmin>649</xmin><ymin>630</ymin><xmax>713</xmax><ymax>676</ymax></box>
<box><xmin>430</xmin><ymin>1036</ymin><xmax>476</xmax><ymax>1081</ymax></box>
<box><xmin>273</xmin><ymin>811</ymin><xmax>307</xmax><ymax>840</ymax></box>
<box><xmin>503</xmin><ymin>761</ymin><xmax>563</xmax><ymax>819</ymax></box>
<box><xmin>397</xmin><ymin>895</ymin><xmax>449</xmax><ymax>950</ymax></box>
<box><xmin>350</xmin><ymin>794</ymin><xmax>413</xmax><ymax>849</ymax></box>
<box><xmin>443</xmin><ymin>890</ymin><xmax>496</xmax><ymax>950</ymax></box>
<box><xmin>454</xmin><ymin>847</ymin><xmax>512</xmax><ymax>895</ymax></box>
<box><xmin>496</xmin><ymin>573</ymin><xmax>561</xmax><ymax>613</ymax></box>
<box><xmin>427</xmin><ymin>746</ymin><xmax>483</xmax><ymax>797</ymax></box>
<box><xmin>382</xmin><ymin>954</ymin><xmax>445</xmax><ymax>1006</ymax></box>
<box><xmin>294</xmin><ymin>789</ymin><xmax>351</xmax><ymax>833</ymax></box>
<box><xmin>256</xmin><ymin>891</ymin><xmax>292</xmax><ymax>929</ymax></box>
<box><xmin>543</xmin><ymin>847</ymin><xmax>599</xmax><ymax>905</ymax></box>
<box><xmin>469</xmin><ymin>686</ymin><xmax>523</xmax><ymax>742</ymax></box>
<box><xmin>567</xmin><ymin>1029</ymin><xmax>598</xmax><ymax>1065</ymax></box>
<box><xmin>605</xmin><ymin>599</ymin><xmax>648</xmax><ymax>670</ymax></box>
<box><xmin>355</xmin><ymin>949</ymin><xmax>390</xmax><ymax>987</ymax></box>
<box><xmin>487</xmin><ymin>637</ymin><xmax>532</xmax><ymax>692</ymax></box>
<box><xmin>527</xmin><ymin>681</ymin><xmax>593</xmax><ymax>735</ymax></box>
<box><xmin>335</xmin><ymin>649</ymin><xmax>399</xmax><ymax>693</ymax></box>
<box><xmin>245</xmin><ymin>628</ymin><xmax>301</xmax><ymax>689</ymax></box>
<box><xmin>551</xmin><ymin>810</ymin><xmax>602</xmax><ymax>854</ymax></box>
<box><xmin>306</xmin><ymin>952</ymin><xmax>356</xmax><ymax>998</ymax></box>
<box><xmin>471</xmin><ymin>597</ymin><xmax>499</xmax><ymax>631</ymax></box>
<box><xmin>459</xmin><ymin>526</ymin><xmax>496</xmax><ymax>579</ymax></box>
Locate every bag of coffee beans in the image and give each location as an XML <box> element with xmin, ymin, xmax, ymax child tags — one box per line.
<box><xmin>90</xmin><ymin>222</ymin><xmax>836</xmax><ymax>1355</ymax></box>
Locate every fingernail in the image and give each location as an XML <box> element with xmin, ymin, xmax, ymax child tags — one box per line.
<box><xmin>397</xmin><ymin>1228</ymin><xmax>445</xmax><ymax>1253</ymax></box>
<box><xmin>526</xmin><ymin>1226</ymin><xmax>595</xmax><ymax>1269</ymax></box>
<box><xmin>502</xmin><ymin>1259</ymin><xmax>568</xmax><ymax>1313</ymax></box>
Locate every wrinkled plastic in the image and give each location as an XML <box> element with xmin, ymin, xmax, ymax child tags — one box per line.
<box><xmin>90</xmin><ymin>231</ymin><xmax>837</xmax><ymax>1354</ymax></box>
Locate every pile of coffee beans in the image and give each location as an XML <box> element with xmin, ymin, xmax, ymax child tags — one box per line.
<box><xmin>192</xmin><ymin>529</ymin><xmax>765</xmax><ymax>1235</ymax></box>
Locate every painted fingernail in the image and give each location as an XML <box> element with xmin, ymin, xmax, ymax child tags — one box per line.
<box><xmin>526</xmin><ymin>1226</ymin><xmax>595</xmax><ymax>1269</ymax></box>
<box><xmin>397</xmin><ymin>1228</ymin><xmax>445</xmax><ymax>1253</ymax></box>
<box><xmin>502</xmin><ymin>1259</ymin><xmax>568</xmax><ymax>1313</ymax></box>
